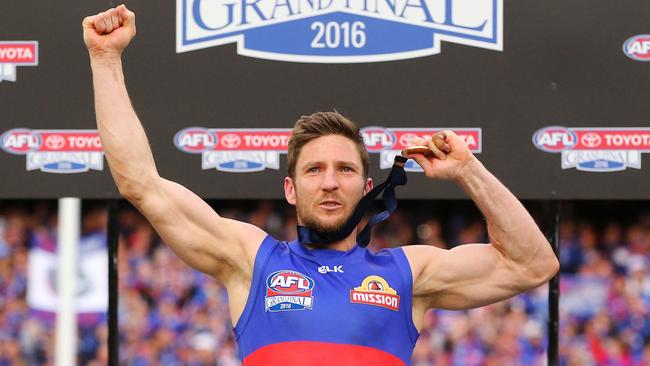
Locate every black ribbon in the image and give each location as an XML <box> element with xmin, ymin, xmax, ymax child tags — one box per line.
<box><xmin>297</xmin><ymin>155</ymin><xmax>408</xmax><ymax>248</ymax></box>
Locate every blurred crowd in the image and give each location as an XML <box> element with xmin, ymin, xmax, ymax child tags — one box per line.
<box><xmin>0</xmin><ymin>200</ymin><xmax>649</xmax><ymax>365</ymax></box>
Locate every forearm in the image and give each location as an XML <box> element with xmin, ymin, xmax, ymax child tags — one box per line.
<box><xmin>456</xmin><ymin>157</ymin><xmax>558</xmax><ymax>281</ymax></box>
<box><xmin>91</xmin><ymin>55</ymin><xmax>159</xmax><ymax>200</ymax></box>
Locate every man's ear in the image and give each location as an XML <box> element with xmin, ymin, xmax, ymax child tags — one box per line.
<box><xmin>284</xmin><ymin>176</ymin><xmax>296</xmax><ymax>205</ymax></box>
<box><xmin>363</xmin><ymin>177</ymin><xmax>373</xmax><ymax>195</ymax></box>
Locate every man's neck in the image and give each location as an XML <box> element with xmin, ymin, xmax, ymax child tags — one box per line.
<box><xmin>303</xmin><ymin>231</ymin><xmax>358</xmax><ymax>252</ymax></box>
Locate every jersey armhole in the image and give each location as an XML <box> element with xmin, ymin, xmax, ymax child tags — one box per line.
<box><xmin>232</xmin><ymin>234</ymin><xmax>277</xmax><ymax>339</ymax></box>
<box><xmin>392</xmin><ymin>247</ymin><xmax>420</xmax><ymax>345</ymax></box>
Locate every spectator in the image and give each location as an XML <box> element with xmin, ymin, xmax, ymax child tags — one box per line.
<box><xmin>1</xmin><ymin>200</ymin><xmax>649</xmax><ymax>365</ymax></box>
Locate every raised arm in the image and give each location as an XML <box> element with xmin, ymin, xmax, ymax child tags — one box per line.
<box><xmin>82</xmin><ymin>6</ymin><xmax>265</xmax><ymax>283</ymax></box>
<box><xmin>403</xmin><ymin>131</ymin><xmax>559</xmax><ymax>314</ymax></box>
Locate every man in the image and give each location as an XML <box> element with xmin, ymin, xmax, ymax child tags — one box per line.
<box><xmin>83</xmin><ymin>5</ymin><xmax>559</xmax><ymax>365</ymax></box>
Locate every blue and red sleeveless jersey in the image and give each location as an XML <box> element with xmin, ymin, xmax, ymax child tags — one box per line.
<box><xmin>233</xmin><ymin>235</ymin><xmax>419</xmax><ymax>365</ymax></box>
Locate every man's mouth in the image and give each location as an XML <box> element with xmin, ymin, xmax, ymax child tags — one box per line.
<box><xmin>318</xmin><ymin>200</ymin><xmax>342</xmax><ymax>211</ymax></box>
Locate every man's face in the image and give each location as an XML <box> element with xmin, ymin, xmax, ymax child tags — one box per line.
<box><xmin>285</xmin><ymin>135</ymin><xmax>372</xmax><ymax>239</ymax></box>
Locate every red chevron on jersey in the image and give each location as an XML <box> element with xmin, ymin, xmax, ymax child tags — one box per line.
<box><xmin>243</xmin><ymin>341</ymin><xmax>407</xmax><ymax>366</ymax></box>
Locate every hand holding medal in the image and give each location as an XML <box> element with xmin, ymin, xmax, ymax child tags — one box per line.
<box><xmin>401</xmin><ymin>130</ymin><xmax>476</xmax><ymax>180</ymax></box>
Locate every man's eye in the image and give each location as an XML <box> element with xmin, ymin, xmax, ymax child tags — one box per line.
<box><xmin>308</xmin><ymin>167</ymin><xmax>320</xmax><ymax>173</ymax></box>
<box><xmin>341</xmin><ymin>166</ymin><xmax>353</xmax><ymax>172</ymax></box>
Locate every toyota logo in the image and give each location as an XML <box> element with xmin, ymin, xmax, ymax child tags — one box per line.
<box><xmin>399</xmin><ymin>133</ymin><xmax>420</xmax><ymax>147</ymax></box>
<box><xmin>45</xmin><ymin>135</ymin><xmax>65</xmax><ymax>150</ymax></box>
<box><xmin>581</xmin><ymin>133</ymin><xmax>601</xmax><ymax>148</ymax></box>
<box><xmin>220</xmin><ymin>133</ymin><xmax>241</xmax><ymax>149</ymax></box>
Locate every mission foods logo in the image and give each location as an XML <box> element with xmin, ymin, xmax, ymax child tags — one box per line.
<box><xmin>361</xmin><ymin>127</ymin><xmax>482</xmax><ymax>172</ymax></box>
<box><xmin>0</xmin><ymin>41</ymin><xmax>38</xmax><ymax>82</ymax></box>
<box><xmin>623</xmin><ymin>35</ymin><xmax>650</xmax><ymax>61</ymax></box>
<box><xmin>350</xmin><ymin>275</ymin><xmax>400</xmax><ymax>311</ymax></box>
<box><xmin>177</xmin><ymin>0</ymin><xmax>502</xmax><ymax>63</ymax></box>
<box><xmin>265</xmin><ymin>270</ymin><xmax>315</xmax><ymax>312</ymax></box>
<box><xmin>175</xmin><ymin>126</ymin><xmax>481</xmax><ymax>172</ymax></box>
<box><xmin>533</xmin><ymin>126</ymin><xmax>650</xmax><ymax>172</ymax></box>
<box><xmin>1</xmin><ymin>129</ymin><xmax>104</xmax><ymax>173</ymax></box>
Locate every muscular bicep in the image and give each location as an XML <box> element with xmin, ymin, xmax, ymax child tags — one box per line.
<box><xmin>132</xmin><ymin>177</ymin><xmax>266</xmax><ymax>281</ymax></box>
<box><xmin>405</xmin><ymin>244</ymin><xmax>532</xmax><ymax>310</ymax></box>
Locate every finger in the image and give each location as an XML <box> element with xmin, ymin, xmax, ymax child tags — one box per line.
<box><xmin>105</xmin><ymin>10</ymin><xmax>116</xmax><ymax>32</ymax></box>
<box><xmin>117</xmin><ymin>4</ymin><xmax>130</xmax><ymax>18</ymax></box>
<box><xmin>98</xmin><ymin>12</ymin><xmax>111</xmax><ymax>33</ymax></box>
<box><xmin>109</xmin><ymin>8</ymin><xmax>120</xmax><ymax>30</ymax></box>
<box><xmin>432</xmin><ymin>132</ymin><xmax>451</xmax><ymax>153</ymax></box>
<box><xmin>426</xmin><ymin>138</ymin><xmax>446</xmax><ymax>160</ymax></box>
<box><xmin>93</xmin><ymin>13</ymin><xmax>106</xmax><ymax>34</ymax></box>
<box><xmin>82</xmin><ymin>16</ymin><xmax>94</xmax><ymax>30</ymax></box>
<box><xmin>443</xmin><ymin>129</ymin><xmax>468</xmax><ymax>154</ymax></box>
<box><xmin>116</xmin><ymin>5</ymin><xmax>125</xmax><ymax>24</ymax></box>
<box><xmin>119</xmin><ymin>5</ymin><xmax>136</xmax><ymax>31</ymax></box>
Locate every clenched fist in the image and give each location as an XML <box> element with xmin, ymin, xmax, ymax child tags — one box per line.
<box><xmin>82</xmin><ymin>5</ymin><xmax>136</xmax><ymax>58</ymax></box>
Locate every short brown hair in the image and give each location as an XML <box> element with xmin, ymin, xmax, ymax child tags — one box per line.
<box><xmin>287</xmin><ymin>112</ymin><xmax>369</xmax><ymax>179</ymax></box>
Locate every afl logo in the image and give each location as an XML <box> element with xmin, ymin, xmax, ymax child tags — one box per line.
<box><xmin>532</xmin><ymin>126</ymin><xmax>577</xmax><ymax>153</ymax></box>
<box><xmin>219</xmin><ymin>133</ymin><xmax>241</xmax><ymax>149</ymax></box>
<box><xmin>265</xmin><ymin>270</ymin><xmax>314</xmax><ymax>312</ymax></box>
<box><xmin>623</xmin><ymin>35</ymin><xmax>650</xmax><ymax>61</ymax></box>
<box><xmin>1</xmin><ymin>128</ymin><xmax>41</xmax><ymax>155</ymax></box>
<box><xmin>266</xmin><ymin>270</ymin><xmax>314</xmax><ymax>294</ymax></box>
<box><xmin>361</xmin><ymin>127</ymin><xmax>396</xmax><ymax>152</ymax></box>
<box><xmin>174</xmin><ymin>127</ymin><xmax>217</xmax><ymax>154</ymax></box>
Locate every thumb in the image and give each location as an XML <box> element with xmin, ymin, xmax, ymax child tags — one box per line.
<box><xmin>443</xmin><ymin>130</ymin><xmax>471</xmax><ymax>155</ymax></box>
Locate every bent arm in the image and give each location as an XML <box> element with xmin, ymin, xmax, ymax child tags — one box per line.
<box><xmin>457</xmin><ymin>157</ymin><xmax>559</xmax><ymax>287</ymax></box>
<box><xmin>407</xmin><ymin>157</ymin><xmax>559</xmax><ymax>310</ymax></box>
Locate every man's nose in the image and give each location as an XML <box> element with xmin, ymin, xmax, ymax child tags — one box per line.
<box><xmin>321</xmin><ymin>168</ymin><xmax>340</xmax><ymax>191</ymax></box>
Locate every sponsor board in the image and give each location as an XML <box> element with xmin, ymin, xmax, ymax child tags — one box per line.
<box><xmin>174</xmin><ymin>127</ymin><xmax>291</xmax><ymax>172</ymax></box>
<box><xmin>623</xmin><ymin>34</ymin><xmax>650</xmax><ymax>61</ymax></box>
<box><xmin>175</xmin><ymin>126</ymin><xmax>481</xmax><ymax>173</ymax></box>
<box><xmin>177</xmin><ymin>0</ymin><xmax>502</xmax><ymax>63</ymax></box>
<box><xmin>360</xmin><ymin>127</ymin><xmax>482</xmax><ymax>172</ymax></box>
<box><xmin>265</xmin><ymin>270</ymin><xmax>315</xmax><ymax>312</ymax></box>
<box><xmin>0</xmin><ymin>41</ymin><xmax>38</xmax><ymax>82</ymax></box>
<box><xmin>1</xmin><ymin>129</ymin><xmax>104</xmax><ymax>173</ymax></box>
<box><xmin>350</xmin><ymin>275</ymin><xmax>400</xmax><ymax>311</ymax></box>
<box><xmin>532</xmin><ymin>126</ymin><xmax>650</xmax><ymax>172</ymax></box>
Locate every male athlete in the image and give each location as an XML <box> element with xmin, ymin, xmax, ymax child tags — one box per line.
<box><xmin>83</xmin><ymin>5</ymin><xmax>559</xmax><ymax>365</ymax></box>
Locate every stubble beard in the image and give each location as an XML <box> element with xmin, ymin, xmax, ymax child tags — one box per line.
<box><xmin>296</xmin><ymin>196</ymin><xmax>355</xmax><ymax>248</ymax></box>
